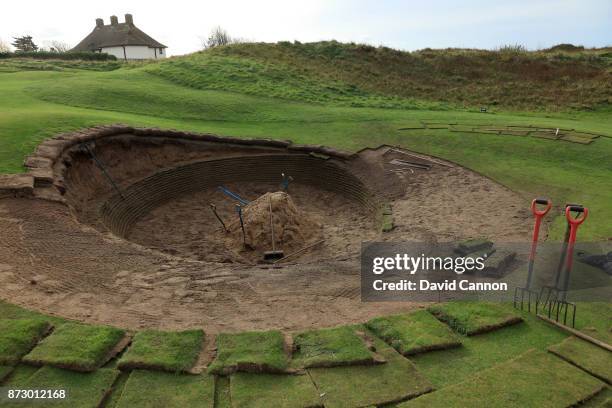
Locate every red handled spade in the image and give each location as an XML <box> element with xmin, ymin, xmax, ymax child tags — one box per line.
<box><xmin>514</xmin><ymin>197</ymin><xmax>552</xmax><ymax>312</ymax></box>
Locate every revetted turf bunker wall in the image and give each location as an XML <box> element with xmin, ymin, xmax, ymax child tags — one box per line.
<box><xmin>101</xmin><ymin>154</ymin><xmax>378</xmax><ymax>238</ymax></box>
<box><xmin>0</xmin><ymin>124</ymin><xmax>382</xmax><ymax>237</ymax></box>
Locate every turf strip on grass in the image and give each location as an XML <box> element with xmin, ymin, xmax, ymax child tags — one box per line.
<box><xmin>118</xmin><ymin>329</ymin><xmax>203</xmax><ymax>373</ymax></box>
<box><xmin>398</xmin><ymin>349</ymin><xmax>605</xmax><ymax>408</ymax></box>
<box><xmin>548</xmin><ymin>336</ymin><xmax>612</xmax><ymax>384</ymax></box>
<box><xmin>292</xmin><ymin>324</ymin><xmax>380</xmax><ymax>368</ymax></box>
<box><xmin>115</xmin><ymin>370</ymin><xmax>214</xmax><ymax>408</ymax></box>
<box><xmin>366</xmin><ymin>310</ymin><xmax>461</xmax><ymax>356</ymax></box>
<box><xmin>2</xmin><ymin>366</ymin><xmax>119</xmax><ymax>408</ymax></box>
<box><xmin>231</xmin><ymin>372</ymin><xmax>322</xmax><ymax>408</ymax></box>
<box><xmin>428</xmin><ymin>301</ymin><xmax>522</xmax><ymax>335</ymax></box>
<box><xmin>22</xmin><ymin>322</ymin><xmax>127</xmax><ymax>372</ymax></box>
<box><xmin>208</xmin><ymin>330</ymin><xmax>289</xmax><ymax>375</ymax></box>
<box><xmin>0</xmin><ymin>319</ymin><xmax>51</xmax><ymax>364</ymax></box>
<box><xmin>308</xmin><ymin>332</ymin><xmax>433</xmax><ymax>407</ymax></box>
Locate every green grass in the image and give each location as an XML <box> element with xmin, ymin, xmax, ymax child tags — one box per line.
<box><xmin>103</xmin><ymin>371</ymin><xmax>130</xmax><ymax>408</ymax></box>
<box><xmin>292</xmin><ymin>325</ymin><xmax>377</xmax><ymax>368</ymax></box>
<box><xmin>22</xmin><ymin>322</ymin><xmax>126</xmax><ymax>371</ymax></box>
<box><xmin>214</xmin><ymin>376</ymin><xmax>232</xmax><ymax>408</ymax></box>
<box><xmin>0</xmin><ymin>365</ymin><xmax>13</xmax><ymax>382</ymax></box>
<box><xmin>308</xmin><ymin>333</ymin><xmax>433</xmax><ymax>407</ymax></box>
<box><xmin>0</xmin><ymin>364</ymin><xmax>39</xmax><ymax>385</ymax></box>
<box><xmin>428</xmin><ymin>302</ymin><xmax>523</xmax><ymax>335</ymax></box>
<box><xmin>115</xmin><ymin>370</ymin><xmax>214</xmax><ymax>408</ymax></box>
<box><xmin>2</xmin><ymin>366</ymin><xmax>119</xmax><ymax>408</ymax></box>
<box><xmin>366</xmin><ymin>310</ymin><xmax>462</xmax><ymax>356</ymax></box>
<box><xmin>409</xmin><ymin>308</ymin><xmax>568</xmax><ymax>388</ymax></box>
<box><xmin>1</xmin><ymin>66</ymin><xmax>610</xmax><ymax>240</ymax></box>
<box><xmin>0</xmin><ymin>300</ymin><xmax>66</xmax><ymax>326</ymax></box>
<box><xmin>230</xmin><ymin>372</ymin><xmax>322</xmax><ymax>408</ymax></box>
<box><xmin>548</xmin><ymin>336</ymin><xmax>612</xmax><ymax>384</ymax></box>
<box><xmin>117</xmin><ymin>329</ymin><xmax>203</xmax><ymax>373</ymax></box>
<box><xmin>0</xmin><ymin>319</ymin><xmax>51</xmax><ymax>364</ymax></box>
<box><xmin>573</xmin><ymin>302</ymin><xmax>612</xmax><ymax>345</ymax></box>
<box><xmin>208</xmin><ymin>330</ymin><xmax>289</xmax><ymax>375</ymax></box>
<box><xmin>161</xmin><ymin>42</ymin><xmax>612</xmax><ymax>111</ymax></box>
<box><xmin>0</xmin><ymin>58</ymin><xmax>124</xmax><ymax>73</ymax></box>
<box><xmin>399</xmin><ymin>349</ymin><xmax>605</xmax><ymax>407</ymax></box>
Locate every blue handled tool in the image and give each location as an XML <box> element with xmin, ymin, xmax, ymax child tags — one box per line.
<box><xmin>218</xmin><ymin>186</ymin><xmax>250</xmax><ymax>206</ymax></box>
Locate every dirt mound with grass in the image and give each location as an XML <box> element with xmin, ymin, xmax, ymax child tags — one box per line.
<box><xmin>226</xmin><ymin>191</ymin><xmax>323</xmax><ymax>262</ymax></box>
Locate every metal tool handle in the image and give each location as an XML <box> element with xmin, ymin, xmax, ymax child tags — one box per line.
<box><xmin>269</xmin><ymin>196</ymin><xmax>275</xmax><ymax>251</ymax></box>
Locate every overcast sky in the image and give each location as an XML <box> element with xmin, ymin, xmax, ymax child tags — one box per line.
<box><xmin>1</xmin><ymin>0</ymin><xmax>610</xmax><ymax>56</ymax></box>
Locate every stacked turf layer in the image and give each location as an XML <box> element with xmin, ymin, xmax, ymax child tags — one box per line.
<box><xmin>0</xmin><ymin>319</ymin><xmax>51</xmax><ymax>364</ymax></box>
<box><xmin>308</xmin><ymin>333</ymin><xmax>433</xmax><ymax>407</ymax></box>
<box><xmin>118</xmin><ymin>329</ymin><xmax>204</xmax><ymax>372</ymax></box>
<box><xmin>399</xmin><ymin>349</ymin><xmax>605</xmax><ymax>407</ymax></box>
<box><xmin>292</xmin><ymin>325</ymin><xmax>380</xmax><ymax>368</ymax></box>
<box><xmin>366</xmin><ymin>310</ymin><xmax>461</xmax><ymax>356</ymax></box>
<box><xmin>208</xmin><ymin>330</ymin><xmax>289</xmax><ymax>374</ymax></box>
<box><xmin>22</xmin><ymin>323</ymin><xmax>127</xmax><ymax>372</ymax></box>
<box><xmin>428</xmin><ymin>302</ymin><xmax>522</xmax><ymax>335</ymax></box>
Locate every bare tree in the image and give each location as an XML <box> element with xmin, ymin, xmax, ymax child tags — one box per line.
<box><xmin>0</xmin><ymin>38</ymin><xmax>11</xmax><ymax>52</ymax></box>
<box><xmin>48</xmin><ymin>40</ymin><xmax>72</xmax><ymax>53</ymax></box>
<box><xmin>203</xmin><ymin>26</ymin><xmax>233</xmax><ymax>49</ymax></box>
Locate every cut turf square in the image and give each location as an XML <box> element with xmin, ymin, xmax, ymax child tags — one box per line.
<box><xmin>208</xmin><ymin>330</ymin><xmax>288</xmax><ymax>375</ymax></box>
<box><xmin>2</xmin><ymin>366</ymin><xmax>119</xmax><ymax>408</ymax></box>
<box><xmin>292</xmin><ymin>325</ymin><xmax>380</xmax><ymax>368</ymax></box>
<box><xmin>0</xmin><ymin>319</ymin><xmax>51</xmax><ymax>364</ymax></box>
<box><xmin>231</xmin><ymin>372</ymin><xmax>322</xmax><ymax>408</ymax></box>
<box><xmin>428</xmin><ymin>302</ymin><xmax>522</xmax><ymax>335</ymax></box>
<box><xmin>117</xmin><ymin>329</ymin><xmax>204</xmax><ymax>373</ymax></box>
<box><xmin>116</xmin><ymin>370</ymin><xmax>214</xmax><ymax>408</ymax></box>
<box><xmin>308</xmin><ymin>333</ymin><xmax>433</xmax><ymax>407</ymax></box>
<box><xmin>366</xmin><ymin>310</ymin><xmax>462</xmax><ymax>356</ymax></box>
<box><xmin>22</xmin><ymin>322</ymin><xmax>127</xmax><ymax>372</ymax></box>
<box><xmin>398</xmin><ymin>349</ymin><xmax>605</xmax><ymax>407</ymax></box>
<box><xmin>548</xmin><ymin>336</ymin><xmax>612</xmax><ymax>384</ymax></box>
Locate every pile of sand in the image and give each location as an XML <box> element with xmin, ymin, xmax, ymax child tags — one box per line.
<box><xmin>226</xmin><ymin>191</ymin><xmax>322</xmax><ymax>260</ymax></box>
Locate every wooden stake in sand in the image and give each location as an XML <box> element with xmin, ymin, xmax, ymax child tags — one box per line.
<box><xmin>264</xmin><ymin>195</ymin><xmax>284</xmax><ymax>261</ymax></box>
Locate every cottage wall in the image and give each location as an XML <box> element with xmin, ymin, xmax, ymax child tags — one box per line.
<box><xmin>100</xmin><ymin>45</ymin><xmax>166</xmax><ymax>60</ymax></box>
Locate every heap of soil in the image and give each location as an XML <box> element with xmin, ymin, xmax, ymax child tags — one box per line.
<box><xmin>226</xmin><ymin>191</ymin><xmax>322</xmax><ymax>262</ymax></box>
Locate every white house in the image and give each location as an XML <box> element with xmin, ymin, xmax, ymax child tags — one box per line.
<box><xmin>72</xmin><ymin>14</ymin><xmax>167</xmax><ymax>60</ymax></box>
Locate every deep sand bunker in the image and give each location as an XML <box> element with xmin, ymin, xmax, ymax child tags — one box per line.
<box><xmin>0</xmin><ymin>126</ymin><xmax>532</xmax><ymax>332</ymax></box>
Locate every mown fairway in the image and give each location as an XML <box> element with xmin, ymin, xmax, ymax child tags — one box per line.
<box><xmin>0</xmin><ymin>45</ymin><xmax>611</xmax><ymax>242</ymax></box>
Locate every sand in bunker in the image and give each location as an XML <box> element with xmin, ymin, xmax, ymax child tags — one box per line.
<box><xmin>225</xmin><ymin>191</ymin><xmax>323</xmax><ymax>263</ymax></box>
